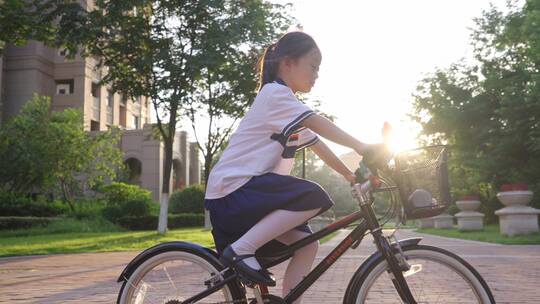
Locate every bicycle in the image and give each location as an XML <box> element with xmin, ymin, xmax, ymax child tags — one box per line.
<box><xmin>116</xmin><ymin>145</ymin><xmax>496</xmax><ymax>304</ymax></box>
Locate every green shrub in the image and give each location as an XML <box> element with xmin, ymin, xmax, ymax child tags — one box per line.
<box><xmin>0</xmin><ymin>192</ymin><xmax>70</xmax><ymax>217</ymax></box>
<box><xmin>169</xmin><ymin>185</ymin><xmax>205</xmax><ymax>214</ymax></box>
<box><xmin>35</xmin><ymin>217</ymin><xmax>121</xmax><ymax>234</ymax></box>
<box><xmin>447</xmin><ymin>203</ymin><xmax>459</xmax><ymax>216</ymax></box>
<box><xmin>168</xmin><ymin>213</ymin><xmax>204</xmax><ymax>228</ymax></box>
<box><xmin>128</xmin><ymin>198</ymin><xmax>152</xmax><ymax>217</ymax></box>
<box><xmin>0</xmin><ymin>216</ymin><xmax>57</xmax><ymax>230</ymax></box>
<box><xmin>100</xmin><ymin>182</ymin><xmax>154</xmax><ymax>222</ymax></box>
<box><xmin>148</xmin><ymin>201</ymin><xmax>160</xmax><ymax>215</ymax></box>
<box><xmin>69</xmin><ymin>199</ymin><xmax>106</xmax><ymax>219</ymax></box>
<box><xmin>101</xmin><ymin>205</ymin><xmax>124</xmax><ymax>223</ymax></box>
<box><xmin>0</xmin><ymin>217</ymin><xmax>123</xmax><ymax>237</ymax></box>
<box><xmin>117</xmin><ymin>213</ymin><xmax>204</xmax><ymax>230</ymax></box>
<box><xmin>482</xmin><ymin>195</ymin><xmax>503</xmax><ymax>224</ymax></box>
<box><xmin>101</xmin><ymin>182</ymin><xmax>152</xmax><ymax>205</ymax></box>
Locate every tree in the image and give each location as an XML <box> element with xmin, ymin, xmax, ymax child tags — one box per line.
<box><xmin>0</xmin><ymin>0</ymin><xmax>85</xmax><ymax>54</ymax></box>
<box><xmin>0</xmin><ymin>95</ymin><xmax>123</xmax><ymax>209</ymax></box>
<box><xmin>183</xmin><ymin>5</ymin><xmax>291</xmax><ymax>184</ymax></box>
<box><xmin>411</xmin><ymin>0</ymin><xmax>540</xmax><ymax>219</ymax></box>
<box><xmin>67</xmin><ymin>0</ymin><xmax>292</xmax><ymax>233</ymax></box>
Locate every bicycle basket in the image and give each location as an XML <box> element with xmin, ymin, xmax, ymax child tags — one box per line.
<box><xmin>394</xmin><ymin>145</ymin><xmax>451</xmax><ymax>220</ymax></box>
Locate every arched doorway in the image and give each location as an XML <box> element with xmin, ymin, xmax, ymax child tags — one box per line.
<box><xmin>125</xmin><ymin>157</ymin><xmax>142</xmax><ymax>186</ymax></box>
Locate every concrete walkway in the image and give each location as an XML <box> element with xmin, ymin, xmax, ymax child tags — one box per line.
<box><xmin>1</xmin><ymin>229</ymin><xmax>539</xmax><ymax>303</ymax></box>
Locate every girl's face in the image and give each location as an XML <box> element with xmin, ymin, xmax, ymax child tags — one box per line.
<box><xmin>281</xmin><ymin>48</ymin><xmax>322</xmax><ymax>93</ymax></box>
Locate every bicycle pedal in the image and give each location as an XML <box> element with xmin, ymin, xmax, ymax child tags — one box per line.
<box><xmin>238</xmin><ymin>274</ymin><xmax>256</xmax><ymax>288</ymax></box>
<box><xmin>204</xmin><ymin>273</ymin><xmax>222</xmax><ymax>288</ymax></box>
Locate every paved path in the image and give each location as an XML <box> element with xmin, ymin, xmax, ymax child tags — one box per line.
<box><xmin>1</xmin><ymin>229</ymin><xmax>539</xmax><ymax>303</ymax></box>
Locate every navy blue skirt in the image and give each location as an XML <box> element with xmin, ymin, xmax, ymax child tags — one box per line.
<box><xmin>205</xmin><ymin>172</ymin><xmax>334</xmax><ymax>254</ymax></box>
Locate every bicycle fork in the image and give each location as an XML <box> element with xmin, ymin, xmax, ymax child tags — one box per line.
<box><xmin>354</xmin><ymin>184</ymin><xmax>417</xmax><ymax>304</ymax></box>
<box><xmin>371</xmin><ymin>228</ymin><xmax>417</xmax><ymax>304</ymax></box>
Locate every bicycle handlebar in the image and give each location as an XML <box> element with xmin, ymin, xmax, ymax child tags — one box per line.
<box><xmin>350</xmin><ymin>158</ymin><xmax>386</xmax><ymax>204</ymax></box>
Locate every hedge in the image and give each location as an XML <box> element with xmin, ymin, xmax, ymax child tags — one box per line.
<box><xmin>0</xmin><ymin>216</ymin><xmax>58</xmax><ymax>230</ymax></box>
<box><xmin>0</xmin><ymin>193</ymin><xmax>69</xmax><ymax>217</ymax></box>
<box><xmin>100</xmin><ymin>182</ymin><xmax>154</xmax><ymax>223</ymax></box>
<box><xmin>169</xmin><ymin>185</ymin><xmax>205</xmax><ymax>214</ymax></box>
<box><xmin>117</xmin><ymin>213</ymin><xmax>204</xmax><ymax>230</ymax></box>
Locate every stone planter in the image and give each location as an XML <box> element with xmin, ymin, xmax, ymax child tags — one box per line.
<box><xmin>495</xmin><ymin>190</ymin><xmax>539</xmax><ymax>236</ymax></box>
<box><xmin>417</xmin><ymin>217</ymin><xmax>434</xmax><ymax>228</ymax></box>
<box><xmin>433</xmin><ymin>213</ymin><xmax>454</xmax><ymax>229</ymax></box>
<box><xmin>456</xmin><ymin>199</ymin><xmax>480</xmax><ymax>211</ymax></box>
<box><xmin>455</xmin><ymin>199</ymin><xmax>484</xmax><ymax>231</ymax></box>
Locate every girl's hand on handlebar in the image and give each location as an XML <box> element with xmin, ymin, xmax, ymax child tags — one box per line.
<box><xmin>345</xmin><ymin>172</ymin><xmax>357</xmax><ymax>185</ymax></box>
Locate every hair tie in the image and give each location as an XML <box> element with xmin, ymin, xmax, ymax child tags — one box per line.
<box><xmin>264</xmin><ymin>43</ymin><xmax>278</xmax><ymax>61</ymax></box>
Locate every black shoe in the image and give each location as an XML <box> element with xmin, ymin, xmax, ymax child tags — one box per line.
<box><xmin>220</xmin><ymin>245</ymin><xmax>276</xmax><ymax>286</ymax></box>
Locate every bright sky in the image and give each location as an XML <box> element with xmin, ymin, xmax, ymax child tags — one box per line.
<box><xmin>180</xmin><ymin>0</ymin><xmax>510</xmax><ymax>157</ymax></box>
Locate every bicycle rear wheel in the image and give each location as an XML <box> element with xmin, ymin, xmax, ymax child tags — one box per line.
<box><xmin>347</xmin><ymin>245</ymin><xmax>495</xmax><ymax>304</ymax></box>
<box><xmin>118</xmin><ymin>251</ymin><xmax>244</xmax><ymax>304</ymax></box>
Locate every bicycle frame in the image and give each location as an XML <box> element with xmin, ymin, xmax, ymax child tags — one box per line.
<box><xmin>181</xmin><ymin>183</ymin><xmax>418</xmax><ymax>304</ymax></box>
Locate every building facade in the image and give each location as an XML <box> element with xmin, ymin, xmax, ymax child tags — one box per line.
<box><xmin>0</xmin><ymin>41</ymin><xmax>200</xmax><ymax>202</ymax></box>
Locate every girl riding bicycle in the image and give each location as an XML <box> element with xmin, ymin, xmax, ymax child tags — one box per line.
<box><xmin>204</xmin><ymin>31</ymin><xmax>382</xmax><ymax>303</ymax></box>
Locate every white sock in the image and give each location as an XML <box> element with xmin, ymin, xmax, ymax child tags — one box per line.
<box><xmin>276</xmin><ymin>229</ymin><xmax>318</xmax><ymax>304</ymax></box>
<box><xmin>230</xmin><ymin>236</ymin><xmax>261</xmax><ymax>270</ymax></box>
<box><xmin>230</xmin><ymin>208</ymin><xmax>320</xmax><ymax>271</ymax></box>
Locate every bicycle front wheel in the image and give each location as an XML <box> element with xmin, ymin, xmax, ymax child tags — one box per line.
<box><xmin>348</xmin><ymin>245</ymin><xmax>495</xmax><ymax>304</ymax></box>
<box><xmin>118</xmin><ymin>251</ymin><xmax>244</xmax><ymax>304</ymax></box>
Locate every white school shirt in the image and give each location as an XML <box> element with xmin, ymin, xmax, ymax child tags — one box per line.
<box><xmin>204</xmin><ymin>82</ymin><xmax>320</xmax><ymax>199</ymax></box>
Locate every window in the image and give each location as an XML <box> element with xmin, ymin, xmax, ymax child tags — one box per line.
<box><xmin>91</xmin><ymin>82</ymin><xmax>100</xmax><ymax>98</ymax></box>
<box><xmin>132</xmin><ymin>115</ymin><xmax>139</xmax><ymax>129</ymax></box>
<box><xmin>107</xmin><ymin>90</ymin><xmax>114</xmax><ymax>107</ymax></box>
<box><xmin>120</xmin><ymin>94</ymin><xmax>127</xmax><ymax>106</ymax></box>
<box><xmin>55</xmin><ymin>79</ymin><xmax>74</xmax><ymax>95</ymax></box>
<box><xmin>119</xmin><ymin>105</ymin><xmax>127</xmax><ymax>128</ymax></box>
<box><xmin>91</xmin><ymin>83</ymin><xmax>101</xmax><ymax>121</ymax></box>
<box><xmin>90</xmin><ymin>120</ymin><xmax>100</xmax><ymax>131</ymax></box>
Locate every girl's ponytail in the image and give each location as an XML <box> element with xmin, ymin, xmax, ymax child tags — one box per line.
<box><xmin>258</xmin><ymin>43</ymin><xmax>279</xmax><ymax>91</ymax></box>
<box><xmin>257</xmin><ymin>32</ymin><xmax>319</xmax><ymax>91</ymax></box>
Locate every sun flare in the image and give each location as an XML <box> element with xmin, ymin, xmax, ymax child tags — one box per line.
<box><xmin>385</xmin><ymin>122</ymin><xmax>420</xmax><ymax>153</ymax></box>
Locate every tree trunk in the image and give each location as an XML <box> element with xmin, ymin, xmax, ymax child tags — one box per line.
<box><xmin>60</xmin><ymin>179</ymin><xmax>75</xmax><ymax>212</ymax></box>
<box><xmin>203</xmin><ymin>153</ymin><xmax>213</xmax><ymax>186</ymax></box>
<box><xmin>158</xmin><ymin>194</ymin><xmax>169</xmax><ymax>233</ymax></box>
<box><xmin>158</xmin><ymin>137</ymin><xmax>174</xmax><ymax>234</ymax></box>
<box><xmin>203</xmin><ymin>152</ymin><xmax>214</xmax><ymax>231</ymax></box>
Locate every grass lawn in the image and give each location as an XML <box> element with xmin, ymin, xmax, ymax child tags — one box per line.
<box><xmin>0</xmin><ymin>224</ymin><xmax>341</xmax><ymax>257</ymax></box>
<box><xmin>320</xmin><ymin>230</ymin><xmax>340</xmax><ymax>244</ymax></box>
<box><xmin>0</xmin><ymin>227</ymin><xmax>216</xmax><ymax>257</ymax></box>
<box><xmin>416</xmin><ymin>224</ymin><xmax>540</xmax><ymax>245</ymax></box>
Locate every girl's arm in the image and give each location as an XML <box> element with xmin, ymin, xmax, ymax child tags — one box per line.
<box><xmin>309</xmin><ymin>140</ymin><xmax>356</xmax><ymax>183</ymax></box>
<box><xmin>302</xmin><ymin>114</ymin><xmax>367</xmax><ymax>155</ymax></box>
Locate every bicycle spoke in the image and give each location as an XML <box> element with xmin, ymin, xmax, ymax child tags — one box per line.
<box><xmin>130</xmin><ymin>281</ymin><xmax>160</xmax><ymax>304</ymax></box>
<box><xmin>119</xmin><ymin>252</ymin><xmax>237</xmax><ymax>304</ymax></box>
<box><xmin>162</xmin><ymin>265</ymin><xmax>179</xmax><ymax>293</ymax></box>
<box><xmin>354</xmin><ymin>247</ymin><xmax>491</xmax><ymax>304</ymax></box>
<box><xmin>415</xmin><ymin>272</ymin><xmax>427</xmax><ymax>303</ymax></box>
